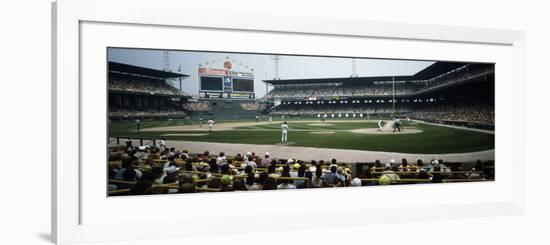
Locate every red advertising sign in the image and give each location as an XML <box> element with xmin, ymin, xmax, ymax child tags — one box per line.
<box><xmin>198</xmin><ymin>67</ymin><xmax>228</xmax><ymax>76</ymax></box>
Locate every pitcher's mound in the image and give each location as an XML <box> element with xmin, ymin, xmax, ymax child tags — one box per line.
<box><xmin>349</xmin><ymin>128</ymin><xmax>423</xmax><ymax>135</ymax></box>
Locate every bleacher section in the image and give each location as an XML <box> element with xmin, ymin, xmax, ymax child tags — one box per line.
<box><xmin>107</xmin><ymin>141</ymin><xmax>494</xmax><ymax>196</ymax></box>
<box><xmin>189</xmin><ymin>100</ymin><xmax>262</xmax><ymax>120</ymax></box>
<box><xmin>264</xmin><ymin>62</ymin><xmax>495</xmax><ymax>128</ymax></box>
<box><xmin>108</xmin><ymin>62</ymin><xmax>191</xmax><ymax>121</ymax></box>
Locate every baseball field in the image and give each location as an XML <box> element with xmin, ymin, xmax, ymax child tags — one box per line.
<box><xmin>109</xmin><ymin>118</ymin><xmax>494</xmax><ymax>155</ymax></box>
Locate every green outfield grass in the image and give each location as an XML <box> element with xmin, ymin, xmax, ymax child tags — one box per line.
<box><xmin>109</xmin><ymin>119</ymin><xmax>494</xmax><ymax>154</ymax></box>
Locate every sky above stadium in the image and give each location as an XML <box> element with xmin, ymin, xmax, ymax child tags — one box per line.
<box><xmin>108</xmin><ymin>48</ymin><xmax>434</xmax><ymax>98</ymax></box>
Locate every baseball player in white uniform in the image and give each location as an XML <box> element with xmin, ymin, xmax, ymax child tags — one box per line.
<box><xmin>393</xmin><ymin>118</ymin><xmax>402</xmax><ymax>132</ymax></box>
<box><xmin>378</xmin><ymin>120</ymin><xmax>384</xmax><ymax>131</ymax></box>
<box><xmin>281</xmin><ymin>121</ymin><xmax>289</xmax><ymax>143</ymax></box>
<box><xmin>207</xmin><ymin>118</ymin><xmax>214</xmax><ymax>133</ymax></box>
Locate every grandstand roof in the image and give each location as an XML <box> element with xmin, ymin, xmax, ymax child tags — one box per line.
<box><xmin>263</xmin><ymin>61</ymin><xmax>481</xmax><ymax>85</ymax></box>
<box><xmin>108</xmin><ymin>62</ymin><xmax>189</xmax><ymax>80</ymax></box>
<box><xmin>412</xmin><ymin>61</ymin><xmax>470</xmax><ymax>80</ymax></box>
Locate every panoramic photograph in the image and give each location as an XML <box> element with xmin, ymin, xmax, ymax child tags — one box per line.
<box><xmin>107</xmin><ymin>47</ymin><xmax>495</xmax><ymax>196</ymax></box>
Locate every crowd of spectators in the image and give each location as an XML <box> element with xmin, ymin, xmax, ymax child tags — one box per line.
<box><xmin>400</xmin><ymin>103</ymin><xmax>494</xmax><ymax>125</ymax></box>
<box><xmin>270</xmin><ymin>100</ymin><xmax>494</xmax><ymax>125</ymax></box>
<box><xmin>109</xmin><ymin>78</ymin><xmax>187</xmax><ymax>96</ymax></box>
<box><xmin>422</xmin><ymin>64</ymin><xmax>494</xmax><ymax>89</ymax></box>
<box><xmin>264</xmin><ymin>64</ymin><xmax>494</xmax><ymax>100</ymax></box>
<box><xmin>271</xmin><ymin>104</ymin><xmax>387</xmax><ymax>116</ymax></box>
<box><xmin>240</xmin><ymin>102</ymin><xmax>268</xmax><ymax>111</ymax></box>
<box><xmin>265</xmin><ymin>82</ymin><xmax>421</xmax><ymax>100</ymax></box>
<box><xmin>109</xmin><ymin>109</ymin><xmax>187</xmax><ymax>118</ymax></box>
<box><xmin>183</xmin><ymin>101</ymin><xmax>210</xmax><ymax>111</ymax></box>
<box><xmin>108</xmin><ymin>141</ymin><xmax>493</xmax><ymax>196</ymax></box>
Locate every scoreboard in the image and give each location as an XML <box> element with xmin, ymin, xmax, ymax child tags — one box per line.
<box><xmin>198</xmin><ymin>66</ymin><xmax>255</xmax><ymax>100</ymax></box>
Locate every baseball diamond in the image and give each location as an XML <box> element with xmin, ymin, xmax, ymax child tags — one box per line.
<box><xmin>107</xmin><ymin>48</ymin><xmax>495</xmax><ymax>196</ymax></box>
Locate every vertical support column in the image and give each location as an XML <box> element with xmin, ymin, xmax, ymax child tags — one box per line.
<box><xmin>392</xmin><ymin>76</ymin><xmax>396</xmax><ymax>116</ymax></box>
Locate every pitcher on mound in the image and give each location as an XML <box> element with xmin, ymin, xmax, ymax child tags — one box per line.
<box><xmin>207</xmin><ymin>118</ymin><xmax>215</xmax><ymax>133</ymax></box>
<box><xmin>281</xmin><ymin>121</ymin><xmax>289</xmax><ymax>143</ymax></box>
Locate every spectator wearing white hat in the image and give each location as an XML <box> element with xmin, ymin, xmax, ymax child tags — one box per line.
<box><xmin>423</xmin><ymin>159</ymin><xmax>436</xmax><ymax>172</ymax></box>
<box><xmin>428</xmin><ymin>160</ymin><xmax>439</xmax><ymax>173</ymax></box>
<box><xmin>243</xmin><ymin>152</ymin><xmax>252</xmax><ymax>161</ymax></box>
<box><xmin>260</xmin><ymin>152</ymin><xmax>271</xmax><ymax>167</ymax></box>
<box><xmin>382</xmin><ymin>165</ymin><xmax>400</xmax><ymax>184</ymax></box>
<box><xmin>389</xmin><ymin>159</ymin><xmax>397</xmax><ymax>167</ymax></box>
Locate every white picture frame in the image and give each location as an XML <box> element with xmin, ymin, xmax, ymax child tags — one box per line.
<box><xmin>52</xmin><ymin>0</ymin><xmax>525</xmax><ymax>244</ymax></box>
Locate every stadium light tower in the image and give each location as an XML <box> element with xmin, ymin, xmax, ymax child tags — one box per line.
<box><xmin>392</xmin><ymin>76</ymin><xmax>396</xmax><ymax>116</ymax></box>
<box><xmin>351</xmin><ymin>58</ymin><xmax>358</xmax><ymax>77</ymax></box>
<box><xmin>270</xmin><ymin>55</ymin><xmax>282</xmax><ymax>80</ymax></box>
<box><xmin>162</xmin><ymin>51</ymin><xmax>171</xmax><ymax>72</ymax></box>
<box><xmin>178</xmin><ymin>65</ymin><xmax>183</xmax><ymax>91</ymax></box>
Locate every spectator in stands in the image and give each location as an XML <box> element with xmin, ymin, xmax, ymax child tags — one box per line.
<box><xmin>304</xmin><ymin>171</ymin><xmax>315</xmax><ymax>188</ymax></box>
<box><xmin>129</xmin><ymin>180</ymin><xmax>153</xmax><ymax>195</ymax></box>
<box><xmin>247</xmin><ymin>156</ymin><xmax>258</xmax><ymax>168</ymax></box>
<box><xmin>424</xmin><ymin>159</ymin><xmax>435</xmax><ymax>172</ymax></box>
<box><xmin>233</xmin><ymin>178</ymin><xmax>247</xmax><ymax>191</ymax></box>
<box><xmin>267</xmin><ymin>164</ymin><xmax>279</xmax><ymax>178</ymax></box>
<box><xmin>208</xmin><ymin>177</ymin><xmax>221</xmax><ymax>189</ymax></box>
<box><xmin>468</xmin><ymin>167</ymin><xmax>483</xmax><ymax>180</ymax></box>
<box><xmin>336</xmin><ymin>167</ymin><xmax>346</xmax><ymax>184</ymax></box>
<box><xmin>163</xmin><ymin>157</ymin><xmax>179</xmax><ymax>174</ymax></box>
<box><xmin>262</xmin><ymin>178</ymin><xmax>278</xmax><ymax>190</ymax></box>
<box><xmin>258</xmin><ymin>172</ymin><xmax>269</xmax><ymax>189</ymax></box>
<box><xmin>183</xmin><ymin>160</ymin><xmax>196</xmax><ymax>172</ymax></box>
<box><xmin>179</xmin><ymin>183</ymin><xmax>196</xmax><ymax>193</ymax></box>
<box><xmin>149</xmin><ymin>167</ymin><xmax>164</xmax><ymax>185</ymax></box>
<box><xmin>400</xmin><ymin>159</ymin><xmax>409</xmax><ymax>170</ymax></box>
<box><xmin>261</xmin><ymin>152</ymin><xmax>272</xmax><ymax>167</ymax></box>
<box><xmin>416</xmin><ymin>159</ymin><xmax>424</xmax><ymax>170</ymax></box>
<box><xmin>220</xmin><ymin>164</ymin><xmax>231</xmax><ymax>175</ymax></box>
<box><xmin>277</xmin><ymin>172</ymin><xmax>297</xmax><ymax>190</ymax></box>
<box><xmin>309</xmin><ymin>160</ymin><xmax>317</xmax><ymax>172</ymax></box>
<box><xmin>417</xmin><ymin>169</ymin><xmax>431</xmax><ymax>180</ymax></box>
<box><xmin>244</xmin><ymin>165</ymin><xmax>254</xmax><ymax>175</ymax></box>
<box><xmin>209</xmin><ymin>160</ymin><xmax>220</xmax><ymax>174</ymax></box>
<box><xmin>351</xmin><ymin>178</ymin><xmax>362</xmax><ymax>187</ymax></box>
<box><xmin>475</xmin><ymin>160</ymin><xmax>483</xmax><ymax>172</ymax></box>
<box><xmin>235</xmin><ymin>153</ymin><xmax>243</xmax><ymax>162</ymax></box>
<box><xmin>220</xmin><ymin>175</ymin><xmax>234</xmax><ymax>192</ymax></box>
<box><xmin>115</xmin><ymin>158</ymin><xmax>143</xmax><ymax>180</ymax></box>
<box><xmin>163</xmin><ymin>172</ymin><xmax>178</xmax><ymax>184</ymax></box>
<box><xmin>374</xmin><ymin>160</ymin><xmax>383</xmax><ymax>172</ymax></box>
<box><xmin>245</xmin><ymin>173</ymin><xmax>261</xmax><ymax>191</ymax></box>
<box><xmin>295</xmin><ymin>164</ymin><xmax>307</xmax><ymax>188</ymax></box>
<box><xmin>382</xmin><ymin>165</ymin><xmax>401</xmax><ymax>184</ymax></box>
<box><xmin>431</xmin><ymin>165</ymin><xmax>443</xmax><ymax>183</ymax></box>
<box><xmin>217</xmin><ymin>152</ymin><xmax>227</xmax><ymax>164</ymax></box>
<box><xmin>322</xmin><ymin>165</ymin><xmax>341</xmax><ymax>187</ymax></box>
